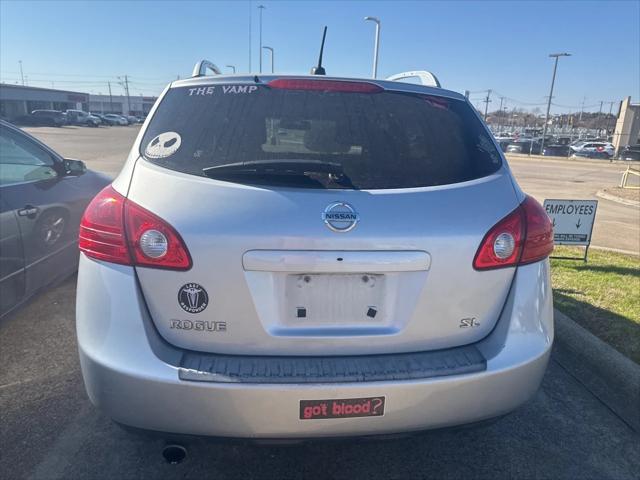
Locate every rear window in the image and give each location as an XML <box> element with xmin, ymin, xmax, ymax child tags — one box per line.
<box><xmin>140</xmin><ymin>84</ymin><xmax>502</xmax><ymax>189</ymax></box>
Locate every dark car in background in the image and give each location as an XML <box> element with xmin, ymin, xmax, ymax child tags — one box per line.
<box><xmin>494</xmin><ymin>135</ymin><xmax>514</xmax><ymax>152</ymax></box>
<box><xmin>618</xmin><ymin>144</ymin><xmax>640</xmax><ymax>161</ymax></box>
<box><xmin>506</xmin><ymin>139</ymin><xmax>543</xmax><ymax>155</ymax></box>
<box><xmin>542</xmin><ymin>144</ymin><xmax>571</xmax><ymax>157</ymax></box>
<box><xmin>18</xmin><ymin>109</ymin><xmax>66</xmax><ymax>127</ymax></box>
<box><xmin>0</xmin><ymin>120</ymin><xmax>110</xmax><ymax>317</ymax></box>
<box><xmin>554</xmin><ymin>137</ymin><xmax>572</xmax><ymax>146</ymax></box>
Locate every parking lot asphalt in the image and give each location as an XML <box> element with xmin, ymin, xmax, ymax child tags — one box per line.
<box><xmin>24</xmin><ymin>125</ymin><xmax>141</xmax><ymax>177</ymax></box>
<box><xmin>1</xmin><ymin>276</ymin><xmax>639</xmax><ymax>479</ymax></box>
<box><xmin>23</xmin><ymin>125</ymin><xmax>640</xmax><ymax>254</ymax></box>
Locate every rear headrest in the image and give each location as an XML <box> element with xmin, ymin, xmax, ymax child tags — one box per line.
<box><xmin>303</xmin><ymin>121</ymin><xmax>350</xmax><ymax>153</ymax></box>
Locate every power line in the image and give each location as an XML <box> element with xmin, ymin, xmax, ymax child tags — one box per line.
<box><xmin>0</xmin><ymin>70</ymin><xmax>172</xmax><ymax>81</ymax></box>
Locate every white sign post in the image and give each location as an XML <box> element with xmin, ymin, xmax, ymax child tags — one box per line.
<box><xmin>543</xmin><ymin>199</ymin><xmax>598</xmax><ymax>261</ymax></box>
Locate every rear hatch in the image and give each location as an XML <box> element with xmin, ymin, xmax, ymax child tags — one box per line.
<box><xmin>128</xmin><ymin>78</ymin><xmax>520</xmax><ymax>356</ymax></box>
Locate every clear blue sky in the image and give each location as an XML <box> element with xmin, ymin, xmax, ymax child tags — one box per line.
<box><xmin>1</xmin><ymin>0</ymin><xmax>638</xmax><ymax>113</ymax></box>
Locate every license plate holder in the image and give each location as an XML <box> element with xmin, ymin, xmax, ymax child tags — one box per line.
<box><xmin>300</xmin><ymin>396</ymin><xmax>385</xmax><ymax>420</ymax></box>
<box><xmin>285</xmin><ymin>273</ymin><xmax>385</xmax><ymax>326</ymax></box>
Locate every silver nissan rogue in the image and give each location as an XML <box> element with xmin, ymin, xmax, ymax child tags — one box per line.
<box><xmin>76</xmin><ymin>62</ymin><xmax>554</xmax><ymax>439</ymax></box>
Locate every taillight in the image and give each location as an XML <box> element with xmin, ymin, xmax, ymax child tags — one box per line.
<box><xmin>519</xmin><ymin>196</ymin><xmax>554</xmax><ymax>264</ymax></box>
<box><xmin>79</xmin><ymin>185</ymin><xmax>192</xmax><ymax>270</ymax></box>
<box><xmin>79</xmin><ymin>186</ymin><xmax>129</xmax><ymax>264</ymax></box>
<box><xmin>473</xmin><ymin>195</ymin><xmax>553</xmax><ymax>270</ymax></box>
<box><xmin>267</xmin><ymin>78</ymin><xmax>383</xmax><ymax>93</ymax></box>
<box><xmin>124</xmin><ymin>197</ymin><xmax>191</xmax><ymax>269</ymax></box>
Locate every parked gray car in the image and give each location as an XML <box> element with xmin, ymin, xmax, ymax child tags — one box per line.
<box><xmin>76</xmin><ymin>68</ymin><xmax>554</xmax><ymax>439</ymax></box>
<box><xmin>0</xmin><ymin>120</ymin><xmax>110</xmax><ymax>317</ymax></box>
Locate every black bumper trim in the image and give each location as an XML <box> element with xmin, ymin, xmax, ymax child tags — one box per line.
<box><xmin>178</xmin><ymin>345</ymin><xmax>486</xmax><ymax>384</ymax></box>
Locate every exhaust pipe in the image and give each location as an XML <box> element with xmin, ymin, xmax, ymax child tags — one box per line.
<box><xmin>162</xmin><ymin>444</ymin><xmax>187</xmax><ymax>464</ymax></box>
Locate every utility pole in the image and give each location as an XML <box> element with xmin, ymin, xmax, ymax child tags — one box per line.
<box><xmin>483</xmin><ymin>89</ymin><xmax>492</xmax><ymax>121</ymax></box>
<box><xmin>607</xmin><ymin>101</ymin><xmax>616</xmax><ymax>136</ymax></box>
<box><xmin>497</xmin><ymin>96</ymin><xmax>505</xmax><ymax>131</ymax></box>
<box><xmin>116</xmin><ymin>76</ymin><xmax>131</xmax><ymax>114</ymax></box>
<box><xmin>108</xmin><ymin>81</ymin><xmax>113</xmax><ymax>113</ymax></box>
<box><xmin>596</xmin><ymin>100</ymin><xmax>603</xmax><ymax>135</ymax></box>
<box><xmin>541</xmin><ymin>52</ymin><xmax>571</xmax><ymax>153</ymax></box>
<box><xmin>258</xmin><ymin>5</ymin><xmax>266</xmax><ymax>73</ymax></box>
<box><xmin>578</xmin><ymin>96</ymin><xmax>586</xmax><ymax>123</ymax></box>
<box><xmin>19</xmin><ymin>60</ymin><xmax>24</xmax><ymax>86</ymax></box>
<box><xmin>124</xmin><ymin>75</ymin><xmax>131</xmax><ymax>115</ymax></box>
<box><xmin>364</xmin><ymin>16</ymin><xmax>381</xmax><ymax>79</ymax></box>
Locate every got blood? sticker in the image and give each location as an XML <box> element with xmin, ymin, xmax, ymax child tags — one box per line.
<box><xmin>300</xmin><ymin>397</ymin><xmax>385</xmax><ymax>420</ymax></box>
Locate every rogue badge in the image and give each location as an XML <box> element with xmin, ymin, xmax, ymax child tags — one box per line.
<box><xmin>178</xmin><ymin>283</ymin><xmax>209</xmax><ymax>314</ymax></box>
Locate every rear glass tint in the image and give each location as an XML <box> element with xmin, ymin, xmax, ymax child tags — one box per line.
<box><xmin>141</xmin><ymin>84</ymin><xmax>501</xmax><ymax>189</ymax></box>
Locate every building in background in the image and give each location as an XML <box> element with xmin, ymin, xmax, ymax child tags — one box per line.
<box><xmin>88</xmin><ymin>94</ymin><xmax>156</xmax><ymax>116</ymax></box>
<box><xmin>0</xmin><ymin>84</ymin><xmax>88</xmax><ymax>120</ymax></box>
<box><xmin>613</xmin><ymin>96</ymin><xmax>640</xmax><ymax>155</ymax></box>
<box><xmin>0</xmin><ymin>83</ymin><xmax>157</xmax><ymax>121</ymax></box>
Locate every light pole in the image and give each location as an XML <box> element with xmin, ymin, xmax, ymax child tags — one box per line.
<box><xmin>226</xmin><ymin>65</ymin><xmax>236</xmax><ymax>73</ymax></box>
<box><xmin>364</xmin><ymin>16</ymin><xmax>380</xmax><ymax>78</ymax></box>
<box><xmin>541</xmin><ymin>52</ymin><xmax>571</xmax><ymax>152</ymax></box>
<box><xmin>19</xmin><ymin>60</ymin><xmax>24</xmax><ymax>86</ymax></box>
<box><xmin>262</xmin><ymin>46</ymin><xmax>274</xmax><ymax>73</ymax></box>
<box><xmin>248</xmin><ymin>1</ymin><xmax>252</xmax><ymax>72</ymax></box>
<box><xmin>258</xmin><ymin>5</ymin><xmax>266</xmax><ymax>73</ymax></box>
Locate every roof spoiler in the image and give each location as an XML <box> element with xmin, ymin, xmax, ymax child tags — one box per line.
<box><xmin>386</xmin><ymin>70</ymin><xmax>441</xmax><ymax>88</ymax></box>
<box><xmin>192</xmin><ymin>60</ymin><xmax>222</xmax><ymax>78</ymax></box>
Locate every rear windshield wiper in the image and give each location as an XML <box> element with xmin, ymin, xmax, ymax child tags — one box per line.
<box><xmin>202</xmin><ymin>160</ymin><xmax>356</xmax><ymax>188</ymax></box>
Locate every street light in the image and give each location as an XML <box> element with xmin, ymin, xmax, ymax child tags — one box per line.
<box><xmin>364</xmin><ymin>16</ymin><xmax>380</xmax><ymax>79</ymax></box>
<box><xmin>258</xmin><ymin>5</ymin><xmax>266</xmax><ymax>73</ymax></box>
<box><xmin>541</xmin><ymin>52</ymin><xmax>571</xmax><ymax>153</ymax></box>
<box><xmin>262</xmin><ymin>46</ymin><xmax>274</xmax><ymax>73</ymax></box>
<box><xmin>226</xmin><ymin>65</ymin><xmax>236</xmax><ymax>74</ymax></box>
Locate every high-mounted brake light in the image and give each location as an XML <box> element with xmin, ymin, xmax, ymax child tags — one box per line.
<box><xmin>268</xmin><ymin>78</ymin><xmax>383</xmax><ymax>93</ymax></box>
<box><xmin>473</xmin><ymin>195</ymin><xmax>553</xmax><ymax>271</ymax></box>
<box><xmin>79</xmin><ymin>185</ymin><xmax>191</xmax><ymax>270</ymax></box>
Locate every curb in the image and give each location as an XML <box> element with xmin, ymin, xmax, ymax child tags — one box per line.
<box><xmin>553</xmin><ymin>309</ymin><xmax>640</xmax><ymax>432</ymax></box>
<box><xmin>596</xmin><ymin>189</ymin><xmax>640</xmax><ymax>207</ymax></box>
<box><xmin>588</xmin><ymin>245</ymin><xmax>640</xmax><ymax>257</ymax></box>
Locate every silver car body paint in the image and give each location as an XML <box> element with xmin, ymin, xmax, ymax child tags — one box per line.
<box><xmin>77</xmin><ymin>75</ymin><xmax>551</xmax><ymax>437</ymax></box>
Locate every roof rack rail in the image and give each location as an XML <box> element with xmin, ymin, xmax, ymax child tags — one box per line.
<box><xmin>192</xmin><ymin>60</ymin><xmax>222</xmax><ymax>78</ymax></box>
<box><xmin>386</xmin><ymin>70</ymin><xmax>441</xmax><ymax>88</ymax></box>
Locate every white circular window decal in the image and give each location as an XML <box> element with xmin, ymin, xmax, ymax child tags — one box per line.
<box><xmin>145</xmin><ymin>132</ymin><xmax>182</xmax><ymax>158</ymax></box>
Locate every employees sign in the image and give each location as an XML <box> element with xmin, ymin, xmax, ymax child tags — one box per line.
<box><xmin>543</xmin><ymin>199</ymin><xmax>598</xmax><ymax>246</ymax></box>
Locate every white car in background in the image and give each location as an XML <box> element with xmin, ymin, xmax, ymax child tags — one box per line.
<box><xmin>87</xmin><ymin>114</ymin><xmax>102</xmax><ymax>127</ymax></box>
<box><xmin>66</xmin><ymin>109</ymin><xmax>100</xmax><ymax>127</ymax></box>
<box><xmin>570</xmin><ymin>141</ymin><xmax>614</xmax><ymax>158</ymax></box>
<box><xmin>103</xmin><ymin>114</ymin><xmax>129</xmax><ymax>126</ymax></box>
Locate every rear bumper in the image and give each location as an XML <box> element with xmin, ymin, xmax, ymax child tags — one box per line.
<box><xmin>76</xmin><ymin>255</ymin><xmax>553</xmax><ymax>438</ymax></box>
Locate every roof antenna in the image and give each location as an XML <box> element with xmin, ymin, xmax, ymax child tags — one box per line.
<box><xmin>310</xmin><ymin>26</ymin><xmax>327</xmax><ymax>75</ymax></box>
